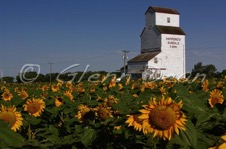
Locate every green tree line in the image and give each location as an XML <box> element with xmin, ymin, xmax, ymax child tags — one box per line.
<box><xmin>0</xmin><ymin>71</ymin><xmax>122</xmax><ymax>83</ymax></box>
<box><xmin>1</xmin><ymin>62</ymin><xmax>226</xmax><ymax>83</ymax></box>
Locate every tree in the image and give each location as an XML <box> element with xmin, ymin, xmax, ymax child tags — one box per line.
<box><xmin>221</xmin><ymin>69</ymin><xmax>226</xmax><ymax>76</ymax></box>
<box><xmin>203</xmin><ymin>64</ymin><xmax>217</xmax><ymax>78</ymax></box>
<box><xmin>2</xmin><ymin>76</ymin><xmax>14</xmax><ymax>83</ymax></box>
<box><xmin>191</xmin><ymin>62</ymin><xmax>204</xmax><ymax>77</ymax></box>
<box><xmin>191</xmin><ymin>62</ymin><xmax>217</xmax><ymax>78</ymax></box>
<box><xmin>16</xmin><ymin>71</ymin><xmax>43</xmax><ymax>83</ymax></box>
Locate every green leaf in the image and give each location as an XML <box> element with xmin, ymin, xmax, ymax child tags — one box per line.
<box><xmin>44</xmin><ymin>107</ymin><xmax>60</xmax><ymax>114</ymax></box>
<box><xmin>0</xmin><ymin>120</ymin><xmax>26</xmax><ymax>148</ymax></box>
<box><xmin>196</xmin><ymin>131</ymin><xmax>217</xmax><ymax>149</ymax></box>
<box><xmin>48</xmin><ymin>125</ymin><xmax>59</xmax><ymax>136</ymax></box>
<box><xmin>25</xmin><ymin>115</ymin><xmax>42</xmax><ymax>125</ymax></box>
<box><xmin>81</xmin><ymin>127</ymin><xmax>97</xmax><ymax>147</ymax></box>
<box><xmin>168</xmin><ymin>120</ymin><xmax>197</xmax><ymax>148</ymax></box>
<box><xmin>63</xmin><ymin>107</ymin><xmax>75</xmax><ymax>114</ymax></box>
<box><xmin>195</xmin><ymin>111</ymin><xmax>219</xmax><ymax>128</ymax></box>
<box><xmin>182</xmin><ymin>120</ymin><xmax>197</xmax><ymax>148</ymax></box>
<box><xmin>175</xmin><ymin>86</ymin><xmax>208</xmax><ymax>114</ymax></box>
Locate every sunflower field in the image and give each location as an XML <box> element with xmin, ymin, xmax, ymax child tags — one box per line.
<box><xmin>0</xmin><ymin>76</ymin><xmax>226</xmax><ymax>149</ymax></box>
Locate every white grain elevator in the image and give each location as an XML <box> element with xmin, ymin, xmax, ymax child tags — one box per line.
<box><xmin>127</xmin><ymin>6</ymin><xmax>186</xmax><ymax>79</ymax></box>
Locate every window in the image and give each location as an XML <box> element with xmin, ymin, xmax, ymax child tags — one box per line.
<box><xmin>154</xmin><ymin>57</ymin><xmax>158</xmax><ymax>63</ymax></box>
<box><xmin>167</xmin><ymin>17</ymin><xmax>170</xmax><ymax>23</ymax></box>
<box><xmin>148</xmin><ymin>25</ymin><xmax>152</xmax><ymax>30</ymax></box>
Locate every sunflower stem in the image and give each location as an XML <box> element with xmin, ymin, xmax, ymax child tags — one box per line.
<box><xmin>28</xmin><ymin>124</ymin><xmax>32</xmax><ymax>141</ymax></box>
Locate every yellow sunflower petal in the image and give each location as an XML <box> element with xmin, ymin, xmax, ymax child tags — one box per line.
<box><xmin>153</xmin><ymin>130</ymin><xmax>159</xmax><ymax>138</ymax></box>
<box><xmin>221</xmin><ymin>135</ymin><xmax>226</xmax><ymax>141</ymax></box>
<box><xmin>139</xmin><ymin>109</ymin><xmax>150</xmax><ymax>114</ymax></box>
<box><xmin>163</xmin><ymin>130</ymin><xmax>169</xmax><ymax>139</ymax></box>
<box><xmin>174</xmin><ymin>125</ymin><xmax>179</xmax><ymax>135</ymax></box>
<box><xmin>218</xmin><ymin>143</ymin><xmax>226</xmax><ymax>149</ymax></box>
<box><xmin>138</xmin><ymin>114</ymin><xmax>149</xmax><ymax>119</ymax></box>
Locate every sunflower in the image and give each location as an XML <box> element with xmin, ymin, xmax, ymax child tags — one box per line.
<box><xmin>66</xmin><ymin>81</ymin><xmax>73</xmax><ymax>88</ymax></box>
<box><xmin>202</xmin><ymin>80</ymin><xmax>209</xmax><ymax>92</ymax></box>
<box><xmin>103</xmin><ymin>86</ymin><xmax>108</xmax><ymax>91</ymax></box>
<box><xmin>1</xmin><ymin>90</ymin><xmax>13</xmax><ymax>101</ymax></box>
<box><xmin>64</xmin><ymin>91</ymin><xmax>74</xmax><ymax>100</ymax></box>
<box><xmin>125</xmin><ymin>76</ymin><xmax>131</xmax><ymax>85</ymax></box>
<box><xmin>118</xmin><ymin>83</ymin><xmax>123</xmax><ymax>91</ymax></box>
<box><xmin>179</xmin><ymin>78</ymin><xmax>187</xmax><ymax>83</ymax></box>
<box><xmin>216</xmin><ymin>81</ymin><xmax>224</xmax><ymax>89</ymax></box>
<box><xmin>132</xmin><ymin>94</ymin><xmax>139</xmax><ymax>98</ymax></box>
<box><xmin>125</xmin><ymin>114</ymin><xmax>143</xmax><ymax>132</ymax></box>
<box><xmin>163</xmin><ymin>78</ymin><xmax>176</xmax><ymax>88</ymax></box>
<box><xmin>131</xmin><ymin>83</ymin><xmax>140</xmax><ymax>90</ymax></box>
<box><xmin>41</xmin><ymin>92</ymin><xmax>48</xmax><ymax>99</ymax></box>
<box><xmin>18</xmin><ymin>90</ymin><xmax>29</xmax><ymax>99</ymax></box>
<box><xmin>159</xmin><ymin>86</ymin><xmax>167</xmax><ymax>95</ymax></box>
<box><xmin>41</xmin><ymin>85</ymin><xmax>49</xmax><ymax>91</ymax></box>
<box><xmin>208</xmin><ymin>89</ymin><xmax>224</xmax><ymax>108</ymax></box>
<box><xmin>96</xmin><ymin>96</ymin><xmax>102</xmax><ymax>101</ymax></box>
<box><xmin>57</xmin><ymin>81</ymin><xmax>63</xmax><ymax>87</ymax></box>
<box><xmin>90</xmin><ymin>86</ymin><xmax>95</xmax><ymax>93</ymax></box>
<box><xmin>55</xmin><ymin>97</ymin><xmax>63</xmax><ymax>107</ymax></box>
<box><xmin>51</xmin><ymin>84</ymin><xmax>59</xmax><ymax>92</ymax></box>
<box><xmin>75</xmin><ymin>104</ymin><xmax>93</xmax><ymax>121</ymax></box>
<box><xmin>137</xmin><ymin>96</ymin><xmax>187</xmax><ymax>140</ymax></box>
<box><xmin>141</xmin><ymin>82</ymin><xmax>156</xmax><ymax>92</ymax></box>
<box><xmin>114</xmin><ymin>125</ymin><xmax>121</xmax><ymax>130</ymax></box>
<box><xmin>1</xmin><ymin>86</ymin><xmax>7</xmax><ymax>91</ymax></box>
<box><xmin>104</xmin><ymin>95</ymin><xmax>118</xmax><ymax>107</ymax></box>
<box><xmin>24</xmin><ymin>98</ymin><xmax>45</xmax><ymax>117</ymax></box>
<box><xmin>0</xmin><ymin>105</ymin><xmax>23</xmax><ymax>131</ymax></box>
<box><xmin>77</xmin><ymin>87</ymin><xmax>85</xmax><ymax>93</ymax></box>
<box><xmin>76</xmin><ymin>83</ymin><xmax>85</xmax><ymax>93</ymax></box>
<box><xmin>109</xmin><ymin>76</ymin><xmax>116</xmax><ymax>88</ymax></box>
<box><xmin>209</xmin><ymin>135</ymin><xmax>226</xmax><ymax>149</ymax></box>
<box><xmin>96</xmin><ymin>104</ymin><xmax>113</xmax><ymax>120</ymax></box>
<box><xmin>101</xmin><ymin>75</ymin><xmax>107</xmax><ymax>82</ymax></box>
<box><xmin>14</xmin><ymin>87</ymin><xmax>19</xmax><ymax>93</ymax></box>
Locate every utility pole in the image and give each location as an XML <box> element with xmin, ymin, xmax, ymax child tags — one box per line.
<box><xmin>48</xmin><ymin>63</ymin><xmax>53</xmax><ymax>83</ymax></box>
<box><xmin>122</xmin><ymin>50</ymin><xmax>130</xmax><ymax>75</ymax></box>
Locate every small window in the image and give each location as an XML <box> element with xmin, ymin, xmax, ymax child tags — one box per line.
<box><xmin>154</xmin><ymin>57</ymin><xmax>158</xmax><ymax>63</ymax></box>
<box><xmin>167</xmin><ymin>17</ymin><xmax>170</xmax><ymax>23</ymax></box>
<box><xmin>148</xmin><ymin>25</ymin><xmax>152</xmax><ymax>30</ymax></box>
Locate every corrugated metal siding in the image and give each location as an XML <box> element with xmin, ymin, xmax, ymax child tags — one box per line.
<box><xmin>141</xmin><ymin>27</ymin><xmax>161</xmax><ymax>52</ymax></box>
<box><xmin>128</xmin><ymin>51</ymin><xmax>160</xmax><ymax>63</ymax></box>
<box><xmin>156</xmin><ymin>25</ymin><xmax>185</xmax><ymax>35</ymax></box>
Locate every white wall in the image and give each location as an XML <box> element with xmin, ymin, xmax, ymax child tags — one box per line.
<box><xmin>161</xmin><ymin>34</ymin><xmax>185</xmax><ymax>78</ymax></box>
<box><xmin>155</xmin><ymin>13</ymin><xmax>179</xmax><ymax>27</ymax></box>
<box><xmin>146</xmin><ymin>34</ymin><xmax>185</xmax><ymax>78</ymax></box>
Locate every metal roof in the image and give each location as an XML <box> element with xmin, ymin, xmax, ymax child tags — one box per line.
<box><xmin>146</xmin><ymin>6</ymin><xmax>180</xmax><ymax>15</ymax></box>
<box><xmin>156</xmin><ymin>25</ymin><xmax>186</xmax><ymax>35</ymax></box>
<box><xmin>128</xmin><ymin>51</ymin><xmax>160</xmax><ymax>63</ymax></box>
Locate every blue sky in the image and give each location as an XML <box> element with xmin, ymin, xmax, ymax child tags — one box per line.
<box><xmin>1</xmin><ymin>0</ymin><xmax>226</xmax><ymax>77</ymax></box>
